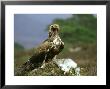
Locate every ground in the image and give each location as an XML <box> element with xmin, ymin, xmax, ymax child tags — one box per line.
<box><xmin>14</xmin><ymin>43</ymin><xmax>97</xmax><ymax>76</ymax></box>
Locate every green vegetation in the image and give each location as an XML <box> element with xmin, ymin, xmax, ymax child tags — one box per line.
<box><xmin>53</xmin><ymin>14</ymin><xmax>97</xmax><ymax>44</ymax></box>
<box><xmin>14</xmin><ymin>42</ymin><xmax>24</xmax><ymax>50</ymax></box>
<box><xmin>14</xmin><ymin>14</ymin><xmax>97</xmax><ymax>76</ymax></box>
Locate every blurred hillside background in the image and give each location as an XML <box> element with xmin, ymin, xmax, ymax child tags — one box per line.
<box><xmin>14</xmin><ymin>14</ymin><xmax>97</xmax><ymax>76</ymax></box>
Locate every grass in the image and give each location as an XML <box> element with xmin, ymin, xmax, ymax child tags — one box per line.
<box><xmin>14</xmin><ymin>43</ymin><xmax>97</xmax><ymax>76</ymax></box>
<box><xmin>57</xmin><ymin>43</ymin><xmax>97</xmax><ymax>76</ymax></box>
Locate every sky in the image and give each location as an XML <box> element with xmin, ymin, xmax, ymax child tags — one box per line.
<box><xmin>14</xmin><ymin>14</ymin><xmax>72</xmax><ymax>49</ymax></box>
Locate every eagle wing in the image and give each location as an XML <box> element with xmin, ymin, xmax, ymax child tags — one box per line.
<box><xmin>15</xmin><ymin>24</ymin><xmax>64</xmax><ymax>76</ymax></box>
<box><xmin>15</xmin><ymin>40</ymin><xmax>52</xmax><ymax>75</ymax></box>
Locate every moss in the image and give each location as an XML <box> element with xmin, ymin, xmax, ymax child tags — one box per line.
<box><xmin>27</xmin><ymin>61</ymin><xmax>88</xmax><ymax>76</ymax></box>
<box><xmin>28</xmin><ymin>61</ymin><xmax>64</xmax><ymax>76</ymax></box>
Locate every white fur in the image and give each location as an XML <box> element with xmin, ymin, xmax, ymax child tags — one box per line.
<box><xmin>53</xmin><ymin>58</ymin><xmax>80</xmax><ymax>75</ymax></box>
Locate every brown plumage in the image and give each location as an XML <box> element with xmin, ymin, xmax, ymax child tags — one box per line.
<box><xmin>15</xmin><ymin>24</ymin><xmax>64</xmax><ymax>76</ymax></box>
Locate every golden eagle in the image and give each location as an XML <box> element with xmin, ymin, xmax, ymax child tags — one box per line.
<box><xmin>15</xmin><ymin>24</ymin><xmax>64</xmax><ymax>75</ymax></box>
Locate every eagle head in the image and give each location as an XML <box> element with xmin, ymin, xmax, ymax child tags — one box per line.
<box><xmin>49</xmin><ymin>24</ymin><xmax>60</xmax><ymax>37</ymax></box>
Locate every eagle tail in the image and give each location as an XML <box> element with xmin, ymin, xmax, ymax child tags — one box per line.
<box><xmin>15</xmin><ymin>53</ymin><xmax>46</xmax><ymax>76</ymax></box>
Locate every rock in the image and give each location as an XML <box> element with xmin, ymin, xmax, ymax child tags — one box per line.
<box><xmin>53</xmin><ymin>58</ymin><xmax>80</xmax><ymax>75</ymax></box>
